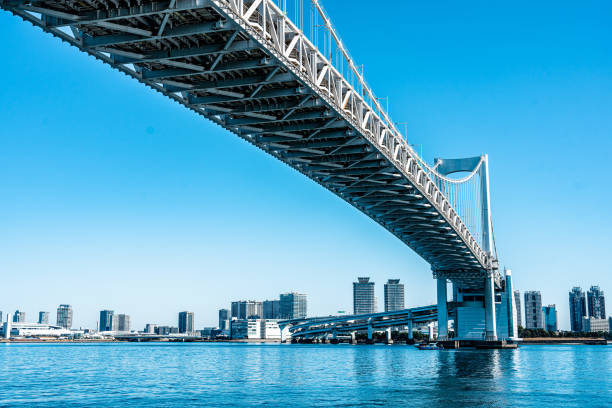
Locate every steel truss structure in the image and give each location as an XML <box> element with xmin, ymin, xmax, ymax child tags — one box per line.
<box><xmin>1</xmin><ymin>0</ymin><xmax>500</xmax><ymax>289</ymax></box>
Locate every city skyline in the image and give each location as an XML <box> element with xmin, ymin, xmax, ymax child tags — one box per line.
<box><xmin>1</xmin><ymin>281</ymin><xmax>609</xmax><ymax>330</ymax></box>
<box><xmin>1</xmin><ymin>1</ymin><xmax>611</xmax><ymax>330</ymax></box>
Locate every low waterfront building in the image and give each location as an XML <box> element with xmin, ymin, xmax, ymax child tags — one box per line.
<box><xmin>1</xmin><ymin>322</ymin><xmax>73</xmax><ymax>338</ymax></box>
<box><xmin>230</xmin><ymin>319</ymin><xmax>248</xmax><ymax>339</ymax></box>
<box><xmin>156</xmin><ymin>326</ymin><xmax>179</xmax><ymax>335</ymax></box>
<box><xmin>581</xmin><ymin>317</ymin><xmax>609</xmax><ymax>333</ymax></box>
<box><xmin>38</xmin><ymin>311</ymin><xmax>49</xmax><ymax>325</ymax></box>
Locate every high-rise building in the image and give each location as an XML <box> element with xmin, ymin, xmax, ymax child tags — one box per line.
<box><xmin>13</xmin><ymin>310</ymin><xmax>26</xmax><ymax>323</ymax></box>
<box><xmin>99</xmin><ymin>310</ymin><xmax>115</xmax><ymax>331</ymax></box>
<box><xmin>353</xmin><ymin>277</ymin><xmax>377</xmax><ymax>314</ymax></box>
<box><xmin>542</xmin><ymin>305</ymin><xmax>558</xmax><ymax>332</ymax></box>
<box><xmin>384</xmin><ymin>279</ymin><xmax>405</xmax><ymax>312</ymax></box>
<box><xmin>231</xmin><ymin>301</ymin><xmax>263</xmax><ymax>320</ymax></box>
<box><xmin>144</xmin><ymin>324</ymin><xmax>157</xmax><ymax>334</ymax></box>
<box><xmin>279</xmin><ymin>293</ymin><xmax>307</xmax><ymax>319</ymax></box>
<box><xmin>178</xmin><ymin>311</ymin><xmax>194</xmax><ymax>333</ymax></box>
<box><xmin>263</xmin><ymin>300</ymin><xmax>281</xmax><ymax>319</ymax></box>
<box><xmin>38</xmin><ymin>311</ymin><xmax>50</xmax><ymax>325</ymax></box>
<box><xmin>116</xmin><ymin>314</ymin><xmax>131</xmax><ymax>332</ymax></box>
<box><xmin>569</xmin><ymin>287</ymin><xmax>587</xmax><ymax>332</ymax></box>
<box><xmin>524</xmin><ymin>291</ymin><xmax>543</xmax><ymax>329</ymax></box>
<box><xmin>513</xmin><ymin>290</ymin><xmax>522</xmax><ymax>327</ymax></box>
<box><xmin>587</xmin><ymin>286</ymin><xmax>606</xmax><ymax>319</ymax></box>
<box><xmin>56</xmin><ymin>304</ymin><xmax>73</xmax><ymax>329</ymax></box>
<box><xmin>218</xmin><ymin>309</ymin><xmax>230</xmax><ymax>331</ymax></box>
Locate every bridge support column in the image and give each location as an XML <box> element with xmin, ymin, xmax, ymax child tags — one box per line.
<box><xmin>407</xmin><ymin>320</ymin><xmax>413</xmax><ymax>342</ymax></box>
<box><xmin>428</xmin><ymin>323</ymin><xmax>434</xmax><ymax>342</ymax></box>
<box><xmin>367</xmin><ymin>321</ymin><xmax>373</xmax><ymax>343</ymax></box>
<box><xmin>385</xmin><ymin>327</ymin><xmax>393</xmax><ymax>344</ymax></box>
<box><xmin>484</xmin><ymin>273</ymin><xmax>498</xmax><ymax>341</ymax></box>
<box><xmin>437</xmin><ymin>278</ymin><xmax>448</xmax><ymax>341</ymax></box>
<box><xmin>350</xmin><ymin>331</ymin><xmax>356</xmax><ymax>344</ymax></box>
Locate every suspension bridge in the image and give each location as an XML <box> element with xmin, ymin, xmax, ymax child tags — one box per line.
<box><xmin>0</xmin><ymin>0</ymin><xmax>518</xmax><ymax>342</ymax></box>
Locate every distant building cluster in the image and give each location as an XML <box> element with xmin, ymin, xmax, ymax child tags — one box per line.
<box><xmin>512</xmin><ymin>285</ymin><xmax>609</xmax><ymax>333</ymax></box>
<box><xmin>353</xmin><ymin>277</ymin><xmax>405</xmax><ymax>315</ymax></box>
<box><xmin>569</xmin><ymin>286</ymin><xmax>608</xmax><ymax>333</ymax></box>
<box><xmin>1</xmin><ymin>305</ymin><xmax>76</xmax><ymax>339</ymax></box>
<box><xmin>99</xmin><ymin>310</ymin><xmax>131</xmax><ymax>332</ymax></box>
<box><xmin>220</xmin><ymin>292</ymin><xmax>307</xmax><ymax>340</ymax></box>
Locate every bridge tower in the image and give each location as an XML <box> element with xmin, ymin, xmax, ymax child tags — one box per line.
<box><xmin>431</xmin><ymin>155</ymin><xmax>515</xmax><ymax>342</ymax></box>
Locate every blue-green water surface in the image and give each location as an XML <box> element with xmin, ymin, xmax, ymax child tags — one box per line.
<box><xmin>0</xmin><ymin>342</ymin><xmax>610</xmax><ymax>407</ymax></box>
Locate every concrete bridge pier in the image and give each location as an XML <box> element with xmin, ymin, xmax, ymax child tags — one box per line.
<box><xmin>385</xmin><ymin>327</ymin><xmax>393</xmax><ymax>344</ymax></box>
<box><xmin>428</xmin><ymin>323</ymin><xmax>434</xmax><ymax>342</ymax></box>
<box><xmin>437</xmin><ymin>278</ymin><xmax>448</xmax><ymax>341</ymax></box>
<box><xmin>408</xmin><ymin>320</ymin><xmax>414</xmax><ymax>343</ymax></box>
<box><xmin>484</xmin><ymin>273</ymin><xmax>498</xmax><ymax>341</ymax></box>
<box><xmin>367</xmin><ymin>319</ymin><xmax>373</xmax><ymax>344</ymax></box>
<box><xmin>350</xmin><ymin>331</ymin><xmax>356</xmax><ymax>344</ymax></box>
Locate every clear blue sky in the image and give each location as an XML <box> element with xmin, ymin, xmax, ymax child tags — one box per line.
<box><xmin>0</xmin><ymin>1</ymin><xmax>610</xmax><ymax>330</ymax></box>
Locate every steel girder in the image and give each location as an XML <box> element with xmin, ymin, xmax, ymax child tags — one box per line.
<box><xmin>1</xmin><ymin>0</ymin><xmax>498</xmax><ymax>289</ymax></box>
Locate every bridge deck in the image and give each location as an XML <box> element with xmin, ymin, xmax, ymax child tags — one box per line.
<box><xmin>1</xmin><ymin>0</ymin><xmax>496</xmax><ymax>288</ymax></box>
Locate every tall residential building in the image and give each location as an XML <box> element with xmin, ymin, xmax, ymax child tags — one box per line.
<box><xmin>587</xmin><ymin>286</ymin><xmax>606</xmax><ymax>319</ymax></box>
<box><xmin>178</xmin><ymin>311</ymin><xmax>194</xmax><ymax>333</ymax></box>
<box><xmin>231</xmin><ymin>301</ymin><xmax>263</xmax><ymax>320</ymax></box>
<box><xmin>513</xmin><ymin>290</ymin><xmax>522</xmax><ymax>327</ymax></box>
<box><xmin>263</xmin><ymin>300</ymin><xmax>281</xmax><ymax>319</ymax></box>
<box><xmin>569</xmin><ymin>287</ymin><xmax>587</xmax><ymax>332</ymax></box>
<box><xmin>542</xmin><ymin>305</ymin><xmax>558</xmax><ymax>332</ymax></box>
<box><xmin>218</xmin><ymin>309</ymin><xmax>230</xmax><ymax>331</ymax></box>
<box><xmin>56</xmin><ymin>304</ymin><xmax>73</xmax><ymax>329</ymax></box>
<box><xmin>353</xmin><ymin>277</ymin><xmax>377</xmax><ymax>315</ymax></box>
<box><xmin>38</xmin><ymin>311</ymin><xmax>50</xmax><ymax>325</ymax></box>
<box><xmin>116</xmin><ymin>314</ymin><xmax>131</xmax><ymax>332</ymax></box>
<box><xmin>13</xmin><ymin>310</ymin><xmax>26</xmax><ymax>323</ymax></box>
<box><xmin>279</xmin><ymin>293</ymin><xmax>307</xmax><ymax>319</ymax></box>
<box><xmin>384</xmin><ymin>279</ymin><xmax>405</xmax><ymax>312</ymax></box>
<box><xmin>99</xmin><ymin>310</ymin><xmax>115</xmax><ymax>331</ymax></box>
<box><xmin>524</xmin><ymin>291</ymin><xmax>543</xmax><ymax>329</ymax></box>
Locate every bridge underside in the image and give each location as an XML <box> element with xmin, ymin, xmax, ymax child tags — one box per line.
<box><xmin>2</xmin><ymin>0</ymin><xmax>495</xmax><ymax>289</ymax></box>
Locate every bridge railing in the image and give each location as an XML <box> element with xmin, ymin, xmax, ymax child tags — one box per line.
<box><xmin>213</xmin><ymin>0</ymin><xmax>492</xmax><ymax>270</ymax></box>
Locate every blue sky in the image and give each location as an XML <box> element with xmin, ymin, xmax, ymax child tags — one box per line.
<box><xmin>0</xmin><ymin>1</ymin><xmax>610</xmax><ymax>330</ymax></box>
